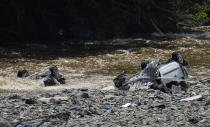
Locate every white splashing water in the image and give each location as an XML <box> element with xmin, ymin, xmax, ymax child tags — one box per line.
<box><xmin>0</xmin><ymin>34</ymin><xmax>210</xmax><ymax>93</ymax></box>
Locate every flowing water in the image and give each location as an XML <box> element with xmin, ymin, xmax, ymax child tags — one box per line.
<box><xmin>0</xmin><ymin>30</ymin><xmax>210</xmax><ymax>94</ymax></box>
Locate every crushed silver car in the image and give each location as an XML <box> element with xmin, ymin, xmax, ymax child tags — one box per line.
<box><xmin>113</xmin><ymin>51</ymin><xmax>189</xmax><ymax>93</ymax></box>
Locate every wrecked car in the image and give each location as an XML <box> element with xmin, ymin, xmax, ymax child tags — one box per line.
<box><xmin>17</xmin><ymin>66</ymin><xmax>65</xmax><ymax>86</ymax></box>
<box><xmin>113</xmin><ymin>51</ymin><xmax>189</xmax><ymax>93</ymax></box>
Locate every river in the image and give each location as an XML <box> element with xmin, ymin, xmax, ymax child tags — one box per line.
<box><xmin>0</xmin><ymin>29</ymin><xmax>210</xmax><ymax>94</ymax></box>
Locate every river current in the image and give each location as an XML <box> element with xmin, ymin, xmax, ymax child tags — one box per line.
<box><xmin>0</xmin><ymin>30</ymin><xmax>210</xmax><ymax>94</ymax></box>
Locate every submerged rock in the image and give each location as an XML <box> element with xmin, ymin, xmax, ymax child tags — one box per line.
<box><xmin>25</xmin><ymin>97</ymin><xmax>38</xmax><ymax>104</ymax></box>
<box><xmin>81</xmin><ymin>93</ymin><xmax>89</xmax><ymax>98</ymax></box>
<box><xmin>17</xmin><ymin>69</ymin><xmax>29</xmax><ymax>77</ymax></box>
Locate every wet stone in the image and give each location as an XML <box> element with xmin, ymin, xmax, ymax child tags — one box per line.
<box><xmin>17</xmin><ymin>69</ymin><xmax>29</xmax><ymax>77</ymax></box>
<box><xmin>25</xmin><ymin>97</ymin><xmax>38</xmax><ymax>104</ymax></box>
<box><xmin>171</xmin><ymin>85</ymin><xmax>181</xmax><ymax>94</ymax></box>
<box><xmin>49</xmin><ymin>98</ymin><xmax>62</xmax><ymax>104</ymax></box>
<box><xmin>41</xmin><ymin>93</ymin><xmax>53</xmax><ymax>98</ymax></box>
<box><xmin>150</xmin><ymin>103</ymin><xmax>166</xmax><ymax>109</ymax></box>
<box><xmin>81</xmin><ymin>93</ymin><xmax>89</xmax><ymax>98</ymax></box>
<box><xmin>49</xmin><ymin>98</ymin><xmax>56</xmax><ymax>103</ymax></box>
<box><xmin>188</xmin><ymin>118</ymin><xmax>199</xmax><ymax>124</ymax></box>
<box><xmin>89</xmin><ymin>107</ymin><xmax>100</xmax><ymax>115</ymax></box>
<box><xmin>80</xmin><ymin>88</ymin><xmax>88</xmax><ymax>91</ymax></box>
<box><xmin>62</xmin><ymin>89</ymin><xmax>72</xmax><ymax>94</ymax></box>
<box><xmin>205</xmin><ymin>99</ymin><xmax>210</xmax><ymax>106</ymax></box>
<box><xmin>9</xmin><ymin>94</ymin><xmax>21</xmax><ymax>100</ymax></box>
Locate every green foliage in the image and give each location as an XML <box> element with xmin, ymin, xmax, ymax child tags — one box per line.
<box><xmin>169</xmin><ymin>0</ymin><xmax>210</xmax><ymax>26</ymax></box>
<box><xmin>194</xmin><ymin>11</ymin><xmax>210</xmax><ymax>25</ymax></box>
<box><xmin>1</xmin><ymin>0</ymin><xmax>210</xmax><ymax>41</ymax></box>
<box><xmin>192</xmin><ymin>1</ymin><xmax>210</xmax><ymax>25</ymax></box>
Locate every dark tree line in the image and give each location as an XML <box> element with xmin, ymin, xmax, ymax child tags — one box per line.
<box><xmin>0</xmin><ymin>0</ymin><xmax>209</xmax><ymax>42</ymax></box>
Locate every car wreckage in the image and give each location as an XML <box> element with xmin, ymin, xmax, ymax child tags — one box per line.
<box><xmin>113</xmin><ymin>51</ymin><xmax>189</xmax><ymax>93</ymax></box>
<box><xmin>17</xmin><ymin>66</ymin><xmax>65</xmax><ymax>86</ymax></box>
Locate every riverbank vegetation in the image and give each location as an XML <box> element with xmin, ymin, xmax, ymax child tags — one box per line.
<box><xmin>0</xmin><ymin>0</ymin><xmax>210</xmax><ymax>42</ymax></box>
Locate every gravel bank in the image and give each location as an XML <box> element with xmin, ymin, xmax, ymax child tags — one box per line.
<box><xmin>0</xmin><ymin>79</ymin><xmax>209</xmax><ymax>127</ymax></box>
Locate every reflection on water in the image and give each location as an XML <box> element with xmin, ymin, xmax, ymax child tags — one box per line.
<box><xmin>0</xmin><ymin>32</ymin><xmax>210</xmax><ymax>93</ymax></box>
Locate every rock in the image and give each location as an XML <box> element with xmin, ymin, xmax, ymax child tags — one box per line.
<box><xmin>188</xmin><ymin>118</ymin><xmax>199</xmax><ymax>124</ymax></box>
<box><xmin>25</xmin><ymin>97</ymin><xmax>38</xmax><ymax>104</ymax></box>
<box><xmin>154</xmin><ymin>90</ymin><xmax>161</xmax><ymax>96</ymax></box>
<box><xmin>101</xmin><ymin>86</ymin><xmax>115</xmax><ymax>90</ymax></box>
<box><xmin>17</xmin><ymin>69</ymin><xmax>29</xmax><ymax>77</ymax></box>
<box><xmin>53</xmin><ymin>96</ymin><xmax>69</xmax><ymax>101</ymax></box>
<box><xmin>137</xmin><ymin>102</ymin><xmax>141</xmax><ymax>106</ymax></box>
<box><xmin>150</xmin><ymin>103</ymin><xmax>165</xmax><ymax>109</ymax></box>
<box><xmin>57</xmin><ymin>77</ymin><xmax>66</xmax><ymax>84</ymax></box>
<box><xmin>118</xmin><ymin>85</ymin><xmax>130</xmax><ymax>91</ymax></box>
<box><xmin>205</xmin><ymin>99</ymin><xmax>210</xmax><ymax>106</ymax></box>
<box><xmin>85</xmin><ymin>110</ymin><xmax>92</xmax><ymax>116</ymax></box>
<box><xmin>81</xmin><ymin>93</ymin><xmax>89</xmax><ymax>98</ymax></box>
<box><xmin>70</xmin><ymin>106</ymin><xmax>82</xmax><ymax>111</ymax></box>
<box><xmin>171</xmin><ymin>85</ymin><xmax>181</xmax><ymax>94</ymax></box>
<box><xmin>79</xmin><ymin>110</ymin><xmax>92</xmax><ymax>117</ymax></box>
<box><xmin>9</xmin><ymin>94</ymin><xmax>21</xmax><ymax>99</ymax></box>
<box><xmin>43</xmin><ymin>77</ymin><xmax>57</xmax><ymax>86</ymax></box>
<box><xmin>89</xmin><ymin>107</ymin><xmax>100</xmax><ymax>115</ymax></box>
<box><xmin>80</xmin><ymin>88</ymin><xmax>88</xmax><ymax>91</ymax></box>
<box><xmin>0</xmin><ymin>120</ymin><xmax>11</xmax><ymax>127</ymax></box>
<box><xmin>0</xmin><ymin>79</ymin><xmax>209</xmax><ymax>127</ymax></box>
<box><xmin>42</xmin><ymin>93</ymin><xmax>52</xmax><ymax>98</ymax></box>
<box><xmin>49</xmin><ymin>98</ymin><xmax>57</xmax><ymax>104</ymax></box>
<box><xmin>70</xmin><ymin>95</ymin><xmax>79</xmax><ymax>104</ymax></box>
<box><xmin>121</xmin><ymin>103</ymin><xmax>131</xmax><ymax>108</ymax></box>
<box><xmin>62</xmin><ymin>89</ymin><xmax>72</xmax><ymax>94</ymax></box>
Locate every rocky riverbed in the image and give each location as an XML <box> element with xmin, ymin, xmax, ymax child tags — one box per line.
<box><xmin>0</xmin><ymin>79</ymin><xmax>209</xmax><ymax>127</ymax></box>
